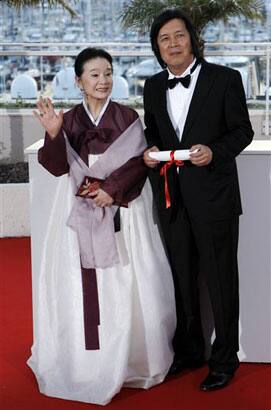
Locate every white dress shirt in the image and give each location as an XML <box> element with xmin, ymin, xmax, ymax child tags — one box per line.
<box><xmin>167</xmin><ymin>59</ymin><xmax>201</xmax><ymax>142</ymax></box>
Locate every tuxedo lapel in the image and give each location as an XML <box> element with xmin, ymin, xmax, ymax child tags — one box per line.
<box><xmin>154</xmin><ymin>71</ymin><xmax>181</xmax><ymax>148</ymax></box>
<box><xmin>181</xmin><ymin>61</ymin><xmax>216</xmax><ymax>144</ymax></box>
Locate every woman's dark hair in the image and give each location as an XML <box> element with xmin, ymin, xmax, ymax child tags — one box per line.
<box><xmin>150</xmin><ymin>9</ymin><xmax>202</xmax><ymax>68</ymax></box>
<box><xmin>74</xmin><ymin>47</ymin><xmax>113</xmax><ymax>77</ymax></box>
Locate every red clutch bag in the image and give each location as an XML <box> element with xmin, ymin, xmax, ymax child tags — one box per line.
<box><xmin>76</xmin><ymin>176</ymin><xmax>104</xmax><ymax>198</ymax></box>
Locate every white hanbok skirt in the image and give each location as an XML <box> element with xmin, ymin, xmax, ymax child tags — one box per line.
<box><xmin>27</xmin><ymin>176</ymin><xmax>176</xmax><ymax>405</ymax></box>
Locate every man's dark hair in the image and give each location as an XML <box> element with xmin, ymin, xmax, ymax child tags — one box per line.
<box><xmin>150</xmin><ymin>9</ymin><xmax>202</xmax><ymax>68</ymax></box>
<box><xmin>74</xmin><ymin>47</ymin><xmax>113</xmax><ymax>77</ymax></box>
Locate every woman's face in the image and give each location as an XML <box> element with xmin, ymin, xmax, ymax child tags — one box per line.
<box><xmin>76</xmin><ymin>57</ymin><xmax>113</xmax><ymax>101</ymax></box>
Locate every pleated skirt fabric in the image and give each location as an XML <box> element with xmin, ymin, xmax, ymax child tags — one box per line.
<box><xmin>27</xmin><ymin>177</ymin><xmax>176</xmax><ymax>405</ymax></box>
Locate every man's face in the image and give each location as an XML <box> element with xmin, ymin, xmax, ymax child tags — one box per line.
<box><xmin>157</xmin><ymin>18</ymin><xmax>194</xmax><ymax>75</ymax></box>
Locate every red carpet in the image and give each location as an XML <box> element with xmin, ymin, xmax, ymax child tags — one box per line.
<box><xmin>0</xmin><ymin>237</ymin><xmax>270</xmax><ymax>410</ymax></box>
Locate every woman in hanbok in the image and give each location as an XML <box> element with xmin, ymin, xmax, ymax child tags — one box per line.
<box><xmin>27</xmin><ymin>47</ymin><xmax>176</xmax><ymax>405</ymax></box>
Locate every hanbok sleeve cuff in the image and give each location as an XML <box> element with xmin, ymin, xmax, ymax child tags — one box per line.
<box><xmin>38</xmin><ymin>129</ymin><xmax>69</xmax><ymax>176</ymax></box>
<box><xmin>101</xmin><ymin>177</ymin><xmax>124</xmax><ymax>204</ymax></box>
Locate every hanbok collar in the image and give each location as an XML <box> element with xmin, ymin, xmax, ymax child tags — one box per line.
<box><xmin>167</xmin><ymin>58</ymin><xmax>196</xmax><ymax>79</ymax></box>
<box><xmin>83</xmin><ymin>96</ymin><xmax>111</xmax><ymax>126</ymax></box>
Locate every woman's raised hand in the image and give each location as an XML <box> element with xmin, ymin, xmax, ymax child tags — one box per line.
<box><xmin>33</xmin><ymin>97</ymin><xmax>64</xmax><ymax>139</ymax></box>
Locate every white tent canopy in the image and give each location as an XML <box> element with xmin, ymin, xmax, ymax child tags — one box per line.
<box><xmin>11</xmin><ymin>74</ymin><xmax>38</xmax><ymax>99</ymax></box>
<box><xmin>112</xmin><ymin>75</ymin><xmax>129</xmax><ymax>99</ymax></box>
<box><xmin>52</xmin><ymin>67</ymin><xmax>82</xmax><ymax>99</ymax></box>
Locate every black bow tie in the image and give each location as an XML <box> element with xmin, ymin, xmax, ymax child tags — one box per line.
<box><xmin>167</xmin><ymin>58</ymin><xmax>200</xmax><ymax>90</ymax></box>
<box><xmin>167</xmin><ymin>74</ymin><xmax>191</xmax><ymax>89</ymax></box>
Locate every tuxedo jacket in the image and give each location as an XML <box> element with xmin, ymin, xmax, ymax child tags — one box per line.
<box><xmin>143</xmin><ymin>60</ymin><xmax>254</xmax><ymax>222</ymax></box>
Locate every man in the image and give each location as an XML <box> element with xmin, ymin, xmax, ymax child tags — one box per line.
<box><xmin>143</xmin><ymin>9</ymin><xmax>254</xmax><ymax>391</ymax></box>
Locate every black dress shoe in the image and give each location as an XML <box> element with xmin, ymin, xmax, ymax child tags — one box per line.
<box><xmin>168</xmin><ymin>357</ymin><xmax>205</xmax><ymax>376</ymax></box>
<box><xmin>200</xmin><ymin>371</ymin><xmax>234</xmax><ymax>391</ymax></box>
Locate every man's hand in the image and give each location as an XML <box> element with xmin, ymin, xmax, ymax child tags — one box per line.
<box><xmin>88</xmin><ymin>189</ymin><xmax>114</xmax><ymax>207</ymax></box>
<box><xmin>143</xmin><ymin>146</ymin><xmax>160</xmax><ymax>168</ymax></box>
<box><xmin>189</xmin><ymin>144</ymin><xmax>213</xmax><ymax>166</ymax></box>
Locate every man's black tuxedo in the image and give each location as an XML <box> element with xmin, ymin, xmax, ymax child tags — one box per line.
<box><xmin>143</xmin><ymin>60</ymin><xmax>254</xmax><ymax>374</ymax></box>
<box><xmin>144</xmin><ymin>60</ymin><xmax>253</xmax><ymax>222</ymax></box>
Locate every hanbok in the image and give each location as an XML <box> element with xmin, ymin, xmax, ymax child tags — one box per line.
<box><xmin>27</xmin><ymin>100</ymin><xmax>176</xmax><ymax>405</ymax></box>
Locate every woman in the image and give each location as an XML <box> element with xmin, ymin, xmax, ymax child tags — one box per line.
<box><xmin>27</xmin><ymin>48</ymin><xmax>176</xmax><ymax>405</ymax></box>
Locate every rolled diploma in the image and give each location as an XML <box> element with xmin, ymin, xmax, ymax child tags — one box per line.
<box><xmin>148</xmin><ymin>149</ymin><xmax>197</xmax><ymax>161</ymax></box>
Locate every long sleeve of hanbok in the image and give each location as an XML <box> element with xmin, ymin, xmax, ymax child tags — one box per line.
<box><xmin>38</xmin><ymin>130</ymin><xmax>69</xmax><ymax>176</ymax></box>
<box><xmin>101</xmin><ymin>156</ymin><xmax>147</xmax><ymax>205</ymax></box>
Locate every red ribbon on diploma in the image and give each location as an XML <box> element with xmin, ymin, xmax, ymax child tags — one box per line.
<box><xmin>160</xmin><ymin>151</ymin><xmax>184</xmax><ymax>209</ymax></box>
